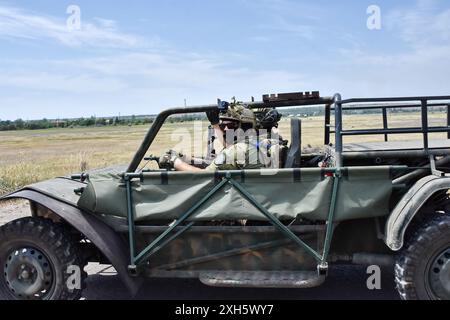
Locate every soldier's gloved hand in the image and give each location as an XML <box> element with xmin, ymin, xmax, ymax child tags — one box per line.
<box><xmin>206</xmin><ymin>108</ymin><xmax>220</xmax><ymax>126</ymax></box>
<box><xmin>159</xmin><ymin>150</ymin><xmax>182</xmax><ymax>170</ymax></box>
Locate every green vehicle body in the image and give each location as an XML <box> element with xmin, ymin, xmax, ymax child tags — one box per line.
<box><xmin>2</xmin><ymin>92</ymin><xmax>450</xmax><ymax>299</ymax></box>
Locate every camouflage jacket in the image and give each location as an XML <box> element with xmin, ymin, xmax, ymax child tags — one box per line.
<box><xmin>206</xmin><ymin>137</ymin><xmax>264</xmax><ymax>171</ymax></box>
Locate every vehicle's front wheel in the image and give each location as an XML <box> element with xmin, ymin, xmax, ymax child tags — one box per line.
<box><xmin>395</xmin><ymin>214</ymin><xmax>450</xmax><ymax>300</ymax></box>
<box><xmin>0</xmin><ymin>217</ymin><xmax>86</xmax><ymax>300</ymax></box>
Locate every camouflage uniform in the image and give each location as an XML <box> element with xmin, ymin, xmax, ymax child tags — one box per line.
<box><xmin>206</xmin><ymin>137</ymin><xmax>264</xmax><ymax>171</ymax></box>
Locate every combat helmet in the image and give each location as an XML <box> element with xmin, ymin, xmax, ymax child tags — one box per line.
<box><xmin>219</xmin><ymin>98</ymin><xmax>257</xmax><ymax>128</ymax></box>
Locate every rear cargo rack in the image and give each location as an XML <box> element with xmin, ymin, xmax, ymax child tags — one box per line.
<box><xmin>327</xmin><ymin>95</ymin><xmax>450</xmax><ymax>167</ymax></box>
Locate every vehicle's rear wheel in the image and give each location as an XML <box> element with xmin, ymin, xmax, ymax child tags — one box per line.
<box><xmin>395</xmin><ymin>214</ymin><xmax>450</xmax><ymax>300</ymax></box>
<box><xmin>0</xmin><ymin>217</ymin><xmax>86</xmax><ymax>300</ymax></box>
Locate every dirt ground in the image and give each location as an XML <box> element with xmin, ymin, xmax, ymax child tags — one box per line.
<box><xmin>0</xmin><ymin>200</ymin><xmax>399</xmax><ymax>300</ymax></box>
<box><xmin>0</xmin><ymin>200</ymin><xmax>29</xmax><ymax>223</ymax></box>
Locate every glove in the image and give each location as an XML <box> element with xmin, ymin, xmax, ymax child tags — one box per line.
<box><xmin>159</xmin><ymin>150</ymin><xmax>182</xmax><ymax>170</ymax></box>
<box><xmin>206</xmin><ymin>108</ymin><xmax>220</xmax><ymax>126</ymax></box>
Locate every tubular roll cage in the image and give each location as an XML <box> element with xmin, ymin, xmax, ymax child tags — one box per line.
<box><xmin>123</xmin><ymin>93</ymin><xmax>450</xmax><ymax>274</ymax></box>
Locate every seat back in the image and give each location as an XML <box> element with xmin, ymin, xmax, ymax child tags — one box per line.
<box><xmin>258</xmin><ymin>140</ymin><xmax>287</xmax><ymax>169</ymax></box>
<box><xmin>284</xmin><ymin>118</ymin><xmax>302</xmax><ymax>168</ymax></box>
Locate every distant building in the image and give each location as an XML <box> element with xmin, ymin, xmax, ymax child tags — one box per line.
<box><xmin>52</xmin><ymin>120</ymin><xmax>67</xmax><ymax>127</ymax></box>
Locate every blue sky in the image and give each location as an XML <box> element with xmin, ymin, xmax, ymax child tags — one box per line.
<box><xmin>0</xmin><ymin>0</ymin><xmax>450</xmax><ymax>120</ymax></box>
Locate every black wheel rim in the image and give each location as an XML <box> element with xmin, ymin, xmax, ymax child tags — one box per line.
<box><xmin>428</xmin><ymin>247</ymin><xmax>450</xmax><ymax>300</ymax></box>
<box><xmin>3</xmin><ymin>247</ymin><xmax>54</xmax><ymax>300</ymax></box>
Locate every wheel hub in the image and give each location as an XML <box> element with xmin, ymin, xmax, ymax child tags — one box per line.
<box><xmin>3</xmin><ymin>248</ymin><xmax>53</xmax><ymax>300</ymax></box>
<box><xmin>429</xmin><ymin>248</ymin><xmax>450</xmax><ymax>300</ymax></box>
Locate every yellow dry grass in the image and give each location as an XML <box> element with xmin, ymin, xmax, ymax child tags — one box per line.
<box><xmin>0</xmin><ymin>112</ymin><xmax>447</xmax><ymax>195</ymax></box>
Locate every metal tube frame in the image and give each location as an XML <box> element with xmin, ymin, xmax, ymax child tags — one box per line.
<box><xmin>126</xmin><ymin>97</ymin><xmax>333</xmax><ymax>173</ymax></box>
<box><xmin>324</xmin><ymin>104</ymin><xmax>331</xmax><ymax>145</ymax></box>
<box><xmin>382</xmin><ymin>108</ymin><xmax>388</xmax><ymax>142</ymax></box>
<box><xmin>447</xmin><ymin>104</ymin><xmax>450</xmax><ymax>140</ymax></box>
<box><xmin>124</xmin><ymin>170</ymin><xmax>342</xmax><ymax>272</ymax></box>
<box><xmin>333</xmin><ymin>94</ymin><xmax>343</xmax><ymax>168</ymax></box>
<box><xmin>126</xmin><ymin>93</ymin><xmax>450</xmax><ymax>173</ymax></box>
<box><xmin>331</xmin><ymin>95</ymin><xmax>450</xmax><ymax>167</ymax></box>
<box><xmin>122</xmin><ymin>92</ymin><xmax>450</xmax><ymax>274</ymax></box>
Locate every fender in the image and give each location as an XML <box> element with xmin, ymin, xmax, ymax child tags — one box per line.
<box><xmin>0</xmin><ymin>189</ymin><xmax>143</xmax><ymax>296</ymax></box>
<box><xmin>385</xmin><ymin>175</ymin><xmax>450</xmax><ymax>251</ymax></box>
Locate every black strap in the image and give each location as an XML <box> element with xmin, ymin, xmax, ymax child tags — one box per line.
<box><xmin>161</xmin><ymin>172</ymin><xmax>169</xmax><ymax>185</ymax></box>
<box><xmin>240</xmin><ymin>170</ymin><xmax>246</xmax><ymax>183</ymax></box>
<box><xmin>341</xmin><ymin>168</ymin><xmax>349</xmax><ymax>180</ymax></box>
<box><xmin>293</xmin><ymin>168</ymin><xmax>302</xmax><ymax>182</ymax></box>
<box><xmin>214</xmin><ymin>170</ymin><xmax>222</xmax><ymax>183</ymax></box>
<box><xmin>320</xmin><ymin>168</ymin><xmax>326</xmax><ymax>180</ymax></box>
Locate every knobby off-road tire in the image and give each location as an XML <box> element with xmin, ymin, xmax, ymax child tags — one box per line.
<box><xmin>0</xmin><ymin>217</ymin><xmax>86</xmax><ymax>300</ymax></box>
<box><xmin>395</xmin><ymin>214</ymin><xmax>450</xmax><ymax>300</ymax></box>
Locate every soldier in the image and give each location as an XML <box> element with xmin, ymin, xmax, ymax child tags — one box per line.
<box><xmin>159</xmin><ymin>102</ymin><xmax>265</xmax><ymax>172</ymax></box>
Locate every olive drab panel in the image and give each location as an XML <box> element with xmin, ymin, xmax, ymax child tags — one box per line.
<box><xmin>77</xmin><ymin>167</ymin><xmax>393</xmax><ymax>222</ymax></box>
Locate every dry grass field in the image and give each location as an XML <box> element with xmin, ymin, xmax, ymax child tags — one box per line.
<box><xmin>0</xmin><ymin>112</ymin><xmax>448</xmax><ymax>196</ymax></box>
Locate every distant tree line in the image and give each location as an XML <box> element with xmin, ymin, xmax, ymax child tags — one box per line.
<box><xmin>0</xmin><ymin>116</ymin><xmax>155</xmax><ymax>131</ymax></box>
<box><xmin>0</xmin><ymin>113</ymin><xmax>213</xmax><ymax>131</ymax></box>
<box><xmin>1</xmin><ymin>106</ymin><xmax>448</xmax><ymax>131</ymax></box>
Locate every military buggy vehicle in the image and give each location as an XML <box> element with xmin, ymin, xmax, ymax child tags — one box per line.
<box><xmin>1</xmin><ymin>92</ymin><xmax>450</xmax><ymax>300</ymax></box>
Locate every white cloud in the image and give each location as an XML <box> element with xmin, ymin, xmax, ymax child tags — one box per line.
<box><xmin>0</xmin><ymin>72</ymin><xmax>127</xmax><ymax>94</ymax></box>
<box><xmin>243</xmin><ymin>0</ymin><xmax>323</xmax><ymax>22</ymax></box>
<box><xmin>0</xmin><ymin>5</ymin><xmax>146</xmax><ymax>48</ymax></box>
<box><xmin>1</xmin><ymin>1</ymin><xmax>449</xmax><ymax>120</ymax></box>
<box><xmin>250</xmin><ymin>36</ymin><xmax>270</xmax><ymax>42</ymax></box>
<box><xmin>93</xmin><ymin>18</ymin><xmax>117</xmax><ymax>30</ymax></box>
<box><xmin>386</xmin><ymin>0</ymin><xmax>450</xmax><ymax>46</ymax></box>
<box><xmin>324</xmin><ymin>0</ymin><xmax>450</xmax><ymax>97</ymax></box>
<box><xmin>242</xmin><ymin>0</ymin><xmax>320</xmax><ymax>40</ymax></box>
<box><xmin>0</xmin><ymin>51</ymin><xmax>307</xmax><ymax>119</ymax></box>
<box><xmin>259</xmin><ymin>17</ymin><xmax>315</xmax><ymax>39</ymax></box>
<box><xmin>0</xmin><ymin>4</ymin><xmax>309</xmax><ymax>119</ymax></box>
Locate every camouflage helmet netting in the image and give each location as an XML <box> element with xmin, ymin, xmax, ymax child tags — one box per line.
<box><xmin>219</xmin><ymin>102</ymin><xmax>256</xmax><ymax>127</ymax></box>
